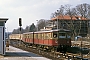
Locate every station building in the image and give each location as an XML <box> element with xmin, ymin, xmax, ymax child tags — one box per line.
<box><xmin>0</xmin><ymin>18</ymin><xmax>8</xmax><ymax>55</ymax></box>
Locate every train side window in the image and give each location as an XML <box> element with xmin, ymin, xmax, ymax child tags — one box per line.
<box><xmin>34</xmin><ymin>33</ymin><xmax>38</xmax><ymax>39</ymax></box>
<box><xmin>45</xmin><ymin>33</ymin><xmax>49</xmax><ymax>39</ymax></box>
<box><xmin>38</xmin><ymin>33</ymin><xmax>42</xmax><ymax>39</ymax></box>
<box><xmin>48</xmin><ymin>33</ymin><xmax>52</xmax><ymax>39</ymax></box>
<box><xmin>27</xmin><ymin>34</ymin><xmax>29</xmax><ymax>38</ymax></box>
<box><xmin>44</xmin><ymin>33</ymin><xmax>47</xmax><ymax>39</ymax></box>
<box><xmin>44</xmin><ymin>33</ymin><xmax>51</xmax><ymax>39</ymax></box>
<box><xmin>26</xmin><ymin>34</ymin><xmax>27</xmax><ymax>38</ymax></box>
<box><xmin>36</xmin><ymin>34</ymin><xmax>38</xmax><ymax>39</ymax></box>
<box><xmin>30</xmin><ymin>34</ymin><xmax>32</xmax><ymax>39</ymax></box>
<box><xmin>42</xmin><ymin>33</ymin><xmax>44</xmax><ymax>39</ymax></box>
<box><xmin>31</xmin><ymin>33</ymin><xmax>33</xmax><ymax>39</ymax></box>
<box><xmin>28</xmin><ymin>34</ymin><xmax>29</xmax><ymax>38</ymax></box>
<box><xmin>29</xmin><ymin>34</ymin><xmax>30</xmax><ymax>38</ymax></box>
<box><xmin>23</xmin><ymin>34</ymin><xmax>25</xmax><ymax>38</ymax></box>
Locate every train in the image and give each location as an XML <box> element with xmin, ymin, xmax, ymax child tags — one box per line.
<box><xmin>9</xmin><ymin>29</ymin><xmax>71</xmax><ymax>53</ymax></box>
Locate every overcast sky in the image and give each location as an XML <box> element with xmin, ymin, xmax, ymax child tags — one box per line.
<box><xmin>1</xmin><ymin>0</ymin><xmax>89</xmax><ymax>32</ymax></box>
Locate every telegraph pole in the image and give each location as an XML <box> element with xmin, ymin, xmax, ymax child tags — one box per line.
<box><xmin>36</xmin><ymin>20</ymin><xmax>38</xmax><ymax>31</ymax></box>
<box><xmin>79</xmin><ymin>21</ymin><xmax>83</xmax><ymax>59</ymax></box>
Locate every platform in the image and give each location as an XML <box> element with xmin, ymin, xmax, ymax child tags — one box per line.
<box><xmin>0</xmin><ymin>46</ymin><xmax>50</xmax><ymax>60</ymax></box>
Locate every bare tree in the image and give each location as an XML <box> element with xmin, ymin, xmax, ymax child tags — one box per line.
<box><xmin>64</xmin><ymin>5</ymin><xmax>76</xmax><ymax>40</ymax></box>
<box><xmin>51</xmin><ymin>13</ymin><xmax>56</xmax><ymax>18</ymax></box>
<box><xmin>36</xmin><ymin>19</ymin><xmax>47</xmax><ymax>31</ymax></box>
<box><xmin>76</xmin><ymin>3</ymin><xmax>90</xmax><ymax>19</ymax></box>
<box><xmin>12</xmin><ymin>29</ymin><xmax>18</xmax><ymax>34</ymax></box>
<box><xmin>51</xmin><ymin>5</ymin><xmax>65</xmax><ymax>19</ymax></box>
<box><xmin>12</xmin><ymin>27</ymin><xmax>24</xmax><ymax>34</ymax></box>
<box><xmin>24</xmin><ymin>26</ymin><xmax>30</xmax><ymax>32</ymax></box>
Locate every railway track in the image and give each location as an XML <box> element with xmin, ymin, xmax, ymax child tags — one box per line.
<box><xmin>9</xmin><ymin>40</ymin><xmax>90</xmax><ymax>60</ymax></box>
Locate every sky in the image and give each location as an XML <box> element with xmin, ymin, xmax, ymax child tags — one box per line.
<box><xmin>0</xmin><ymin>0</ymin><xmax>89</xmax><ymax>32</ymax></box>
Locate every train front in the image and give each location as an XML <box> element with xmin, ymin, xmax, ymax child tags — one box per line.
<box><xmin>56</xmin><ymin>29</ymin><xmax>71</xmax><ymax>53</ymax></box>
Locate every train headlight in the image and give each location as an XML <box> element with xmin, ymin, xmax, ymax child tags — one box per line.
<box><xmin>67</xmin><ymin>41</ymin><xmax>69</xmax><ymax>43</ymax></box>
<box><xmin>55</xmin><ymin>40</ymin><xmax>58</xmax><ymax>43</ymax></box>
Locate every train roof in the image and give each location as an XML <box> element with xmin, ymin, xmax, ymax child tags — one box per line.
<box><xmin>23</xmin><ymin>29</ymin><xmax>71</xmax><ymax>34</ymax></box>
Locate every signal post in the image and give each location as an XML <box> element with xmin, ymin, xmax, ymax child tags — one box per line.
<box><xmin>19</xmin><ymin>18</ymin><xmax>22</xmax><ymax>46</ymax></box>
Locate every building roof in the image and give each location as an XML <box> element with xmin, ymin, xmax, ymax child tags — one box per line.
<box><xmin>0</xmin><ymin>18</ymin><xmax>8</xmax><ymax>23</ymax></box>
<box><xmin>51</xmin><ymin>15</ymin><xmax>87</xmax><ymax>20</ymax></box>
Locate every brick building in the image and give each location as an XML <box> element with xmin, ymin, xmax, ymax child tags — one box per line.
<box><xmin>46</xmin><ymin>15</ymin><xmax>89</xmax><ymax>37</ymax></box>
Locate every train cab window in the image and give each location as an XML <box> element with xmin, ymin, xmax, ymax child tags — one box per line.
<box><xmin>67</xmin><ymin>34</ymin><xmax>71</xmax><ymax>38</ymax></box>
<box><xmin>53</xmin><ymin>34</ymin><xmax>57</xmax><ymax>38</ymax></box>
<box><xmin>59</xmin><ymin>33</ymin><xmax>66</xmax><ymax>38</ymax></box>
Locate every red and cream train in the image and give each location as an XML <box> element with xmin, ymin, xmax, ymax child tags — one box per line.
<box><xmin>9</xmin><ymin>29</ymin><xmax>71</xmax><ymax>52</ymax></box>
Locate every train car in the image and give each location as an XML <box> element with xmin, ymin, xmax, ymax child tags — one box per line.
<box><xmin>23</xmin><ymin>29</ymin><xmax>71</xmax><ymax>52</ymax></box>
<box><xmin>9</xmin><ymin>34</ymin><xmax>24</xmax><ymax>47</ymax></box>
<box><xmin>9</xmin><ymin>30</ymin><xmax>90</xmax><ymax>54</ymax></box>
<box><xmin>9</xmin><ymin>34</ymin><xmax>23</xmax><ymax>40</ymax></box>
<box><xmin>22</xmin><ymin>32</ymin><xmax>34</xmax><ymax>46</ymax></box>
